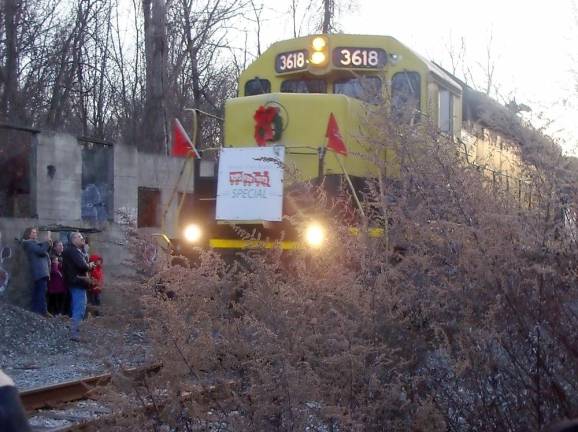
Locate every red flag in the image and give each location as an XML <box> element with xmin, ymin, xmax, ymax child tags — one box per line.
<box><xmin>172</xmin><ymin>118</ymin><xmax>201</xmax><ymax>158</ymax></box>
<box><xmin>325</xmin><ymin>113</ymin><xmax>347</xmax><ymax>156</ymax></box>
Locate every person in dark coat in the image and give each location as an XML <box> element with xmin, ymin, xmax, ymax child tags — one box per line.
<box><xmin>21</xmin><ymin>227</ymin><xmax>52</xmax><ymax>316</ymax></box>
<box><xmin>0</xmin><ymin>368</ymin><xmax>31</xmax><ymax>432</ymax></box>
<box><xmin>62</xmin><ymin>232</ymin><xmax>94</xmax><ymax>341</ymax></box>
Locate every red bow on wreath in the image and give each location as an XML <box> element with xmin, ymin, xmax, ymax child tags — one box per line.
<box><xmin>254</xmin><ymin>105</ymin><xmax>282</xmax><ymax>146</ymax></box>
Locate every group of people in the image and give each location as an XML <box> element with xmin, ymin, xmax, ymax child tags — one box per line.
<box><xmin>21</xmin><ymin>228</ymin><xmax>104</xmax><ymax>341</ymax></box>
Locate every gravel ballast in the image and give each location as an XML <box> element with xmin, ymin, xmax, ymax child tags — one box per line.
<box><xmin>0</xmin><ymin>299</ymin><xmax>150</xmax><ymax>391</ymax></box>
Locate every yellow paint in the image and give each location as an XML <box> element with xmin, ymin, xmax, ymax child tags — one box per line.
<box><xmin>348</xmin><ymin>227</ymin><xmax>385</xmax><ymax>238</ymax></box>
<box><xmin>209</xmin><ymin>238</ymin><xmax>300</xmax><ymax>250</ymax></box>
<box><xmin>226</xmin><ymin>34</ymin><xmax>466</xmax><ymax>183</ymax></box>
<box><xmin>208</xmin><ymin>226</ymin><xmax>384</xmax><ymax>250</ymax></box>
<box><xmin>207</xmin><ymin>34</ymin><xmax>531</xmax><ymax>249</ymax></box>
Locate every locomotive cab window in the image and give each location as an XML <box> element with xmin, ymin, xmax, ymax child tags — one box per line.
<box><xmin>391</xmin><ymin>72</ymin><xmax>421</xmax><ymax>122</ymax></box>
<box><xmin>245</xmin><ymin>79</ymin><xmax>271</xmax><ymax>96</ymax></box>
<box><xmin>334</xmin><ymin>76</ymin><xmax>382</xmax><ymax>104</ymax></box>
<box><xmin>281</xmin><ymin>79</ymin><xmax>327</xmax><ymax>94</ymax></box>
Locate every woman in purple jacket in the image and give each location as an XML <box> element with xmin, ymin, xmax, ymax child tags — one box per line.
<box><xmin>47</xmin><ymin>242</ymin><xmax>66</xmax><ymax>315</ymax></box>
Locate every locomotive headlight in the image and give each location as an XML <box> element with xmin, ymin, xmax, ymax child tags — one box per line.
<box><xmin>310</xmin><ymin>51</ymin><xmax>327</xmax><ymax>65</ymax></box>
<box><xmin>310</xmin><ymin>35</ymin><xmax>328</xmax><ymax>66</ymax></box>
<box><xmin>184</xmin><ymin>224</ymin><xmax>202</xmax><ymax>243</ymax></box>
<box><xmin>312</xmin><ymin>36</ymin><xmax>327</xmax><ymax>51</ymax></box>
<box><xmin>305</xmin><ymin>223</ymin><xmax>326</xmax><ymax>248</ymax></box>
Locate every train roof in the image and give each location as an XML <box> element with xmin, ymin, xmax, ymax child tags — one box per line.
<box><xmin>437</xmin><ymin>63</ymin><xmax>561</xmax><ymax>164</ymax></box>
<box><xmin>262</xmin><ymin>33</ymin><xmax>463</xmax><ymax>92</ymax></box>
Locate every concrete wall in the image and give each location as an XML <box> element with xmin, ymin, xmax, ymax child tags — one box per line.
<box><xmin>0</xmin><ymin>129</ymin><xmax>194</xmax><ymax>307</ymax></box>
<box><xmin>113</xmin><ymin>142</ymin><xmax>139</xmax><ymax>225</ymax></box>
<box><xmin>36</xmin><ymin>133</ymin><xmax>82</xmax><ymax>223</ymax></box>
<box><xmin>138</xmin><ymin>152</ymin><xmax>195</xmax><ymax>238</ymax></box>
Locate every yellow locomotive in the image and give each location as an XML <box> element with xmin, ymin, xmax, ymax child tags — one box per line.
<box><xmin>174</xmin><ymin>34</ymin><xmax>530</xmax><ymax>252</ymax></box>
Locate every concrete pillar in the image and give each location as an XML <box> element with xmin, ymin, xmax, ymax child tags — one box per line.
<box><xmin>35</xmin><ymin>133</ymin><xmax>82</xmax><ymax>224</ymax></box>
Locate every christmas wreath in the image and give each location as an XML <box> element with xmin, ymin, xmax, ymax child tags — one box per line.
<box><xmin>254</xmin><ymin>105</ymin><xmax>282</xmax><ymax>146</ymax></box>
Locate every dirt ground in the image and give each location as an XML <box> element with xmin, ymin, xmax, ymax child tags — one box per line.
<box><xmin>0</xmin><ymin>280</ymin><xmax>151</xmax><ymax>391</ymax></box>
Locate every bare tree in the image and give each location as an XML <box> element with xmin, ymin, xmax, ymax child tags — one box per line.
<box><xmin>0</xmin><ymin>0</ymin><xmax>21</xmax><ymax>122</ymax></box>
<box><xmin>167</xmin><ymin>0</ymin><xmax>244</xmax><ymax>149</ymax></box>
<box><xmin>249</xmin><ymin>0</ymin><xmax>263</xmax><ymax>56</ymax></box>
<box><xmin>321</xmin><ymin>0</ymin><xmax>333</xmax><ymax>33</ymax></box>
<box><xmin>0</xmin><ymin>0</ymin><xmax>244</xmax><ymax>147</ymax></box>
<box><xmin>444</xmin><ymin>32</ymin><xmax>500</xmax><ymax>98</ymax></box>
<box><xmin>288</xmin><ymin>0</ymin><xmax>315</xmax><ymax>37</ymax></box>
<box><xmin>228</xmin><ymin>30</ymin><xmax>249</xmax><ymax>81</ymax></box>
<box><xmin>44</xmin><ymin>1</ymin><xmax>92</xmax><ymax>128</ymax></box>
<box><xmin>106</xmin><ymin>0</ymin><xmax>146</xmax><ymax>145</ymax></box>
<box><xmin>0</xmin><ymin>0</ymin><xmax>62</xmax><ymax>123</ymax></box>
<box><xmin>141</xmin><ymin>0</ymin><xmax>168</xmax><ymax>153</ymax></box>
<box><xmin>290</xmin><ymin>0</ymin><xmax>356</xmax><ymax>35</ymax></box>
<box><xmin>290</xmin><ymin>0</ymin><xmax>299</xmax><ymax>37</ymax></box>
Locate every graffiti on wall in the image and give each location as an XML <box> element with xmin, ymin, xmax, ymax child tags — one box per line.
<box><xmin>81</xmin><ymin>142</ymin><xmax>113</xmax><ymax>223</ymax></box>
<box><xmin>82</xmin><ymin>183</ymin><xmax>108</xmax><ymax>222</ymax></box>
<box><xmin>0</xmin><ymin>232</ymin><xmax>13</xmax><ymax>293</ymax></box>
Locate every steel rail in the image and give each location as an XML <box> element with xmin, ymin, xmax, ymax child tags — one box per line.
<box><xmin>34</xmin><ymin>378</ymin><xmax>238</xmax><ymax>432</ymax></box>
<box><xmin>21</xmin><ymin>363</ymin><xmax>162</xmax><ymax>412</ymax></box>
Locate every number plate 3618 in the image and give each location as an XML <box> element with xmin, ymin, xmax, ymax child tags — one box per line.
<box><xmin>275</xmin><ymin>50</ymin><xmax>308</xmax><ymax>73</ymax></box>
<box><xmin>333</xmin><ymin>47</ymin><xmax>387</xmax><ymax>69</ymax></box>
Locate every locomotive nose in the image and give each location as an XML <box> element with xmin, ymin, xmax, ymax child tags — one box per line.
<box><xmin>224</xmin><ymin>93</ymin><xmax>375</xmax><ymax>181</ymax></box>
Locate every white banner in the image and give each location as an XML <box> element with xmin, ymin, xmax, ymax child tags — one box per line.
<box><xmin>216</xmin><ymin>146</ymin><xmax>285</xmax><ymax>222</ymax></box>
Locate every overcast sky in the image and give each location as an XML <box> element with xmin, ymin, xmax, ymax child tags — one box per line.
<box><xmin>253</xmin><ymin>0</ymin><xmax>578</xmax><ymax>154</ymax></box>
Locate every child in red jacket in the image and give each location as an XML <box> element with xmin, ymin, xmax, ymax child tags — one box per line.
<box><xmin>88</xmin><ymin>254</ymin><xmax>103</xmax><ymax>306</ymax></box>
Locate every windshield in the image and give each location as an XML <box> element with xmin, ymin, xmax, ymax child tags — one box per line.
<box><xmin>281</xmin><ymin>79</ymin><xmax>327</xmax><ymax>93</ymax></box>
<box><xmin>245</xmin><ymin>79</ymin><xmax>270</xmax><ymax>96</ymax></box>
<box><xmin>333</xmin><ymin>76</ymin><xmax>382</xmax><ymax>104</ymax></box>
<box><xmin>391</xmin><ymin>71</ymin><xmax>420</xmax><ymax>123</ymax></box>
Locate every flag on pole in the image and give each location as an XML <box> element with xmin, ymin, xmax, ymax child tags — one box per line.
<box><xmin>325</xmin><ymin>113</ymin><xmax>347</xmax><ymax>156</ymax></box>
<box><xmin>172</xmin><ymin>118</ymin><xmax>201</xmax><ymax>158</ymax></box>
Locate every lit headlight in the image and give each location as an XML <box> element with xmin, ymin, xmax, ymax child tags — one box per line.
<box><xmin>312</xmin><ymin>36</ymin><xmax>327</xmax><ymax>51</ymax></box>
<box><xmin>305</xmin><ymin>223</ymin><xmax>326</xmax><ymax>248</ymax></box>
<box><xmin>310</xmin><ymin>51</ymin><xmax>326</xmax><ymax>65</ymax></box>
<box><xmin>184</xmin><ymin>224</ymin><xmax>202</xmax><ymax>243</ymax></box>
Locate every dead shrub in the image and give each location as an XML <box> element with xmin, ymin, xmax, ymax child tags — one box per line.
<box><xmin>108</xmin><ymin>110</ymin><xmax>578</xmax><ymax>431</ymax></box>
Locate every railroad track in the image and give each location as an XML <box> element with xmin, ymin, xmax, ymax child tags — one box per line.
<box><xmin>23</xmin><ymin>363</ymin><xmax>162</xmax><ymax>431</ymax></box>
<box><xmin>24</xmin><ymin>364</ymin><xmax>238</xmax><ymax>431</ymax></box>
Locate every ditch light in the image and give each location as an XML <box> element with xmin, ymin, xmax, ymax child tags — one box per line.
<box><xmin>184</xmin><ymin>224</ymin><xmax>202</xmax><ymax>243</ymax></box>
<box><xmin>304</xmin><ymin>222</ymin><xmax>326</xmax><ymax>248</ymax></box>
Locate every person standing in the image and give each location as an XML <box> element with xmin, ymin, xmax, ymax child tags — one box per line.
<box><xmin>47</xmin><ymin>255</ymin><xmax>67</xmax><ymax>315</ymax></box>
<box><xmin>62</xmin><ymin>232</ymin><xmax>94</xmax><ymax>341</ymax></box>
<box><xmin>47</xmin><ymin>241</ymin><xmax>66</xmax><ymax>315</ymax></box>
<box><xmin>21</xmin><ymin>227</ymin><xmax>52</xmax><ymax>316</ymax></box>
<box><xmin>52</xmin><ymin>240</ymin><xmax>64</xmax><ymax>261</ymax></box>
<box><xmin>88</xmin><ymin>254</ymin><xmax>103</xmax><ymax>306</ymax></box>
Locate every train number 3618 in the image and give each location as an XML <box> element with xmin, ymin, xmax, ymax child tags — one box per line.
<box><xmin>334</xmin><ymin>48</ymin><xmax>387</xmax><ymax>69</ymax></box>
<box><xmin>276</xmin><ymin>50</ymin><xmax>307</xmax><ymax>73</ymax></box>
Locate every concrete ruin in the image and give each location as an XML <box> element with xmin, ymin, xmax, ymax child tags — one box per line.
<box><xmin>0</xmin><ymin>124</ymin><xmax>194</xmax><ymax>308</ymax></box>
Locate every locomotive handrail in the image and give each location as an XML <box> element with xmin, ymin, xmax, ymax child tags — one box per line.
<box><xmin>184</xmin><ymin>107</ymin><xmax>224</xmax><ymax>122</ymax></box>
